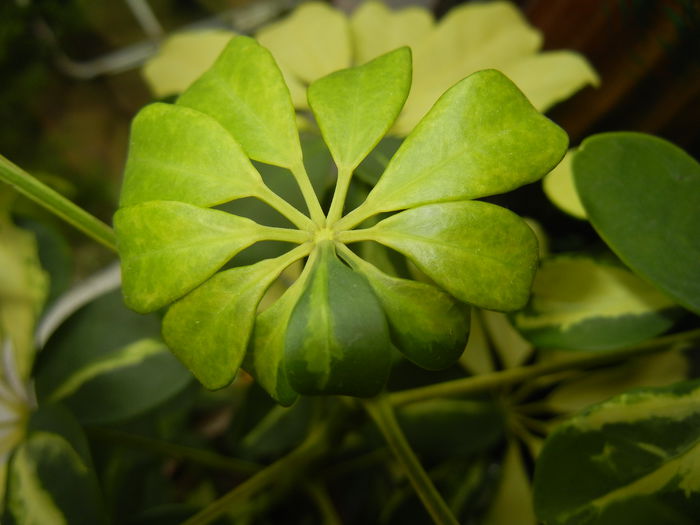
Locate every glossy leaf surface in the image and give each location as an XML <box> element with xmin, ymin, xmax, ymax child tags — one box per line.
<box><xmin>341</xmin><ymin>248</ymin><xmax>469</xmax><ymax>370</ymax></box>
<box><xmin>163</xmin><ymin>250</ymin><xmax>307</xmax><ymax>390</ymax></box>
<box><xmin>284</xmin><ymin>242</ymin><xmax>392</xmax><ymax>396</ymax></box>
<box><xmin>308</xmin><ymin>47</ymin><xmax>411</xmax><ymax>170</ymax></box>
<box><xmin>114</xmin><ymin>201</ymin><xmax>277</xmax><ymax>313</ymax></box>
<box><xmin>514</xmin><ymin>255</ymin><xmax>679</xmax><ymax>350</ymax></box>
<box><xmin>356</xmin><ymin>69</ymin><xmax>567</xmax><ymax>217</ymax></box>
<box><xmin>119</xmin><ymin>102</ymin><xmax>266</xmax><ymax>208</ymax></box>
<box><xmin>362</xmin><ymin>201</ymin><xmax>539</xmax><ymax>311</ymax></box>
<box><xmin>534</xmin><ymin>379</ymin><xmax>700</xmax><ymax>525</ymax></box>
<box><xmin>574</xmin><ymin>132</ymin><xmax>700</xmax><ymax>314</ymax></box>
<box><xmin>177</xmin><ymin>36</ymin><xmax>303</xmax><ymax>168</ymax></box>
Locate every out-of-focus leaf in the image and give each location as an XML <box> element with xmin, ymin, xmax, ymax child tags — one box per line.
<box><xmin>308</xmin><ymin>47</ymin><xmax>411</xmax><ymax>170</ymax></box>
<box><xmin>142</xmin><ymin>29</ymin><xmax>236</xmax><ymax>98</ymax></box>
<box><xmin>500</xmin><ymin>51</ymin><xmax>600</xmax><ymax>112</ymax></box>
<box><xmin>514</xmin><ymin>255</ymin><xmax>680</xmax><ymax>351</ymax></box>
<box><xmin>35</xmin><ymin>291</ymin><xmax>191</xmax><ymax>425</ymax></box>
<box><xmin>350</xmin><ymin>1</ymin><xmax>433</xmax><ymax>65</ymax></box>
<box><xmin>0</xmin><ymin>218</ymin><xmax>48</xmax><ymax>380</ymax></box>
<box><xmin>543</xmin><ymin>150</ymin><xmax>587</xmax><ymax>219</ymax></box>
<box><xmin>534</xmin><ymin>379</ymin><xmax>700</xmax><ymax>525</ymax></box>
<box><xmin>340</xmin><ymin>247</ymin><xmax>469</xmax><ymax>370</ymax></box>
<box><xmin>3</xmin><ymin>404</ymin><xmax>107</xmax><ymax>525</ymax></box>
<box><xmin>482</xmin><ymin>310</ymin><xmax>534</xmax><ymax>369</ymax></box>
<box><xmin>460</xmin><ymin>310</ymin><xmax>495</xmax><ymax>375</ymax></box>
<box><xmin>483</xmin><ymin>440</ymin><xmax>537</xmax><ymax>525</ymax></box>
<box><xmin>162</xmin><ymin>248</ymin><xmax>309</xmax><ymax>390</ymax></box>
<box><xmin>545</xmin><ymin>351</ymin><xmax>689</xmax><ymax>414</ymax></box>
<box><xmin>360</xmin><ymin>201</ymin><xmax>539</xmax><ymax>311</ymax></box>
<box><xmin>397</xmin><ymin>399</ymin><xmax>504</xmax><ymax>460</ymax></box>
<box><xmin>178</xmin><ymin>36</ymin><xmax>303</xmax><ymax>169</ymax></box>
<box><xmin>256</xmin><ymin>2</ymin><xmax>351</xmax><ymax>91</ymax></box>
<box><xmin>284</xmin><ymin>242</ymin><xmax>392</xmax><ymax>396</ymax></box>
<box><xmin>574</xmin><ymin>132</ymin><xmax>700</xmax><ymax>314</ymax></box>
<box><xmin>353</xmin><ymin>70</ymin><xmax>567</xmax><ymax>218</ymax></box>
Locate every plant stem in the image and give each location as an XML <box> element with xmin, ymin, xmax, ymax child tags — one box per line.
<box><xmin>181</xmin><ymin>422</ymin><xmax>330</xmax><ymax>525</ymax></box>
<box><xmin>0</xmin><ymin>154</ymin><xmax>117</xmax><ymax>252</ymax></box>
<box><xmin>257</xmin><ymin>225</ymin><xmax>313</xmax><ymax>244</ymax></box>
<box><xmin>390</xmin><ymin>328</ymin><xmax>700</xmax><ymax>405</ymax></box>
<box><xmin>364</xmin><ymin>396</ymin><xmax>460</xmax><ymax>525</ymax></box>
<box><xmin>306</xmin><ymin>482</ymin><xmax>343</xmax><ymax>525</ymax></box>
<box><xmin>326</xmin><ymin>166</ymin><xmax>353</xmax><ymax>225</ymax></box>
<box><xmin>335</xmin><ymin>226</ymin><xmax>378</xmax><ymax>244</ymax></box>
<box><xmin>290</xmin><ymin>162</ymin><xmax>326</xmax><ymax>227</ymax></box>
<box><xmin>88</xmin><ymin>427</ymin><xmax>260</xmax><ymax>475</ymax></box>
<box><xmin>258</xmin><ymin>184</ymin><xmax>317</xmax><ymax>231</ymax></box>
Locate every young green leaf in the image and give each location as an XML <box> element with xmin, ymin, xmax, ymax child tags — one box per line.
<box><xmin>177</xmin><ymin>36</ymin><xmax>303</xmax><ymax>169</ymax></box>
<box><xmin>573</xmin><ymin>132</ymin><xmax>700</xmax><ymax>314</ymax></box>
<box><xmin>514</xmin><ymin>255</ymin><xmax>680</xmax><ymax>351</ymax></box>
<box><xmin>284</xmin><ymin>242</ymin><xmax>392</xmax><ymax>396</ymax></box>
<box><xmin>345</xmin><ymin>201</ymin><xmax>539</xmax><ymax>311</ymax></box>
<box><xmin>114</xmin><ymin>201</ymin><xmax>306</xmax><ymax>313</ymax></box>
<box><xmin>339</xmin><ymin>246</ymin><xmax>469</xmax><ymax>370</ymax></box>
<box><xmin>340</xmin><ymin>69</ymin><xmax>567</xmax><ymax>227</ymax></box>
<box><xmin>308</xmin><ymin>47</ymin><xmax>411</xmax><ymax>171</ymax></box>
<box><xmin>118</xmin><ymin>103</ymin><xmax>267</xmax><ymax>208</ymax></box>
<box><xmin>534</xmin><ymin>379</ymin><xmax>700</xmax><ymax>525</ymax></box>
<box><xmin>162</xmin><ymin>246</ymin><xmax>310</xmax><ymax>390</ymax></box>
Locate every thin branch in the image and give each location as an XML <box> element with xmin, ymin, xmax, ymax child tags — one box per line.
<box><xmin>364</xmin><ymin>396</ymin><xmax>460</xmax><ymax>525</ymax></box>
<box><xmin>389</xmin><ymin>328</ymin><xmax>700</xmax><ymax>405</ymax></box>
<box><xmin>0</xmin><ymin>154</ymin><xmax>117</xmax><ymax>252</ymax></box>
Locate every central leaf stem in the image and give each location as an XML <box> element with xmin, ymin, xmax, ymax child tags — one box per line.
<box><xmin>326</xmin><ymin>166</ymin><xmax>354</xmax><ymax>225</ymax></box>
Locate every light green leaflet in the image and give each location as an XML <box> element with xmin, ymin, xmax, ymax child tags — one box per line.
<box><xmin>534</xmin><ymin>379</ymin><xmax>700</xmax><ymax>525</ymax></box>
<box><xmin>114</xmin><ymin>201</ymin><xmax>308</xmax><ymax>313</ymax></box>
<box><xmin>337</xmin><ymin>69</ymin><xmax>567</xmax><ymax>229</ymax></box>
<box><xmin>341</xmin><ymin>201</ymin><xmax>539</xmax><ymax>311</ymax></box>
<box><xmin>177</xmin><ymin>36</ymin><xmax>302</xmax><ymax>170</ymax></box>
<box><xmin>163</xmin><ymin>245</ymin><xmax>311</xmax><ymax>390</ymax></box>
<box><xmin>514</xmin><ymin>255</ymin><xmax>680</xmax><ymax>351</ymax></box>
<box><xmin>115</xmin><ymin>36</ymin><xmax>567</xmax><ymax>398</ymax></box>
<box><xmin>573</xmin><ymin>132</ymin><xmax>700</xmax><ymax>314</ymax></box>
<box><xmin>308</xmin><ymin>47</ymin><xmax>411</xmax><ymax>171</ymax></box>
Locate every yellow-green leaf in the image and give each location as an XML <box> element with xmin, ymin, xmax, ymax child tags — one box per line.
<box><xmin>353</xmin><ymin>201</ymin><xmax>539</xmax><ymax>311</ymax></box>
<box><xmin>308</xmin><ymin>47</ymin><xmax>411</xmax><ymax>171</ymax></box>
<box><xmin>542</xmin><ymin>150</ymin><xmax>587</xmax><ymax>219</ymax></box>
<box><xmin>178</xmin><ymin>36</ymin><xmax>303</xmax><ymax>169</ymax></box>
<box><xmin>119</xmin><ymin>102</ymin><xmax>267</xmax><ymax>208</ymax></box>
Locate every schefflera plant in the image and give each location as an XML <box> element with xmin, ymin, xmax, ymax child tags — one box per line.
<box><xmin>114</xmin><ymin>36</ymin><xmax>567</xmax><ymax>404</ymax></box>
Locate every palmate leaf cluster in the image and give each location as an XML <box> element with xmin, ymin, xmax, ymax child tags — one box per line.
<box><xmin>114</xmin><ymin>36</ymin><xmax>567</xmax><ymax>403</ymax></box>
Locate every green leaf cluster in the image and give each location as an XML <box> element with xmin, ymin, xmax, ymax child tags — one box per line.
<box><xmin>114</xmin><ymin>36</ymin><xmax>567</xmax><ymax>401</ymax></box>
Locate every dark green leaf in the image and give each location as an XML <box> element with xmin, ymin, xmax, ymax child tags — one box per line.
<box><xmin>340</xmin><ymin>246</ymin><xmax>469</xmax><ymax>370</ymax></box>
<box><xmin>574</xmin><ymin>132</ymin><xmax>700</xmax><ymax>314</ymax></box>
<box><xmin>36</xmin><ymin>291</ymin><xmax>191</xmax><ymax>425</ymax></box>
<box><xmin>284</xmin><ymin>242</ymin><xmax>392</xmax><ymax>396</ymax></box>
